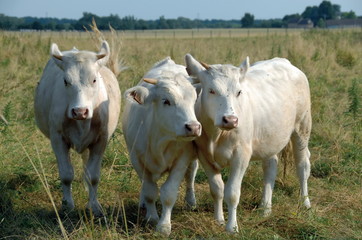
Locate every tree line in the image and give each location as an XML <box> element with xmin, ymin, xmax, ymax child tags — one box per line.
<box><xmin>241</xmin><ymin>1</ymin><xmax>358</xmax><ymax>28</ymax></box>
<box><xmin>0</xmin><ymin>1</ymin><xmax>359</xmax><ymax>31</ymax></box>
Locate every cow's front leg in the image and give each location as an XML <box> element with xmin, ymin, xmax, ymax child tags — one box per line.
<box><xmin>83</xmin><ymin>141</ymin><xmax>106</xmax><ymax>217</ymax></box>
<box><xmin>50</xmin><ymin>132</ymin><xmax>74</xmax><ymax>211</ymax></box>
<box><xmin>156</xmin><ymin>155</ymin><xmax>190</xmax><ymax>236</ymax></box>
<box><xmin>198</xmin><ymin>152</ymin><xmax>225</xmax><ymax>225</ymax></box>
<box><xmin>224</xmin><ymin>148</ymin><xmax>251</xmax><ymax>233</ymax></box>
<box><xmin>141</xmin><ymin>176</ymin><xmax>159</xmax><ymax>225</ymax></box>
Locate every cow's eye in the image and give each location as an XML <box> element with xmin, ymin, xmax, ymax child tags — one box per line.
<box><xmin>64</xmin><ymin>78</ymin><xmax>68</xmax><ymax>86</ymax></box>
<box><xmin>209</xmin><ymin>89</ymin><xmax>215</xmax><ymax>94</ymax></box>
<box><xmin>237</xmin><ymin>90</ymin><xmax>242</xmax><ymax>97</ymax></box>
<box><xmin>93</xmin><ymin>79</ymin><xmax>97</xmax><ymax>84</ymax></box>
<box><xmin>162</xmin><ymin>99</ymin><xmax>171</xmax><ymax>106</ymax></box>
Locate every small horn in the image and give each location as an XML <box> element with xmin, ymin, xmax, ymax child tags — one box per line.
<box><xmin>200</xmin><ymin>61</ymin><xmax>211</xmax><ymax>70</ymax></box>
<box><xmin>53</xmin><ymin>54</ymin><xmax>63</xmax><ymax>61</ymax></box>
<box><xmin>96</xmin><ymin>53</ymin><xmax>107</xmax><ymax>60</ymax></box>
<box><xmin>143</xmin><ymin>78</ymin><xmax>158</xmax><ymax>85</ymax></box>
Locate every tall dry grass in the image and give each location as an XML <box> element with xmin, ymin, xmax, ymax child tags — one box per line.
<box><xmin>0</xmin><ymin>28</ymin><xmax>361</xmax><ymax>239</ymax></box>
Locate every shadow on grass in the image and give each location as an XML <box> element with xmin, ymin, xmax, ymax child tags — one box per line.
<box><xmin>0</xmin><ymin>176</ymin><xmax>157</xmax><ymax>239</ymax></box>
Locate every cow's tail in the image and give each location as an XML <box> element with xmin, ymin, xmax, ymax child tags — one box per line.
<box><xmin>86</xmin><ymin>18</ymin><xmax>127</xmax><ymax>77</ymax></box>
<box><xmin>279</xmin><ymin>141</ymin><xmax>294</xmax><ymax>180</ymax></box>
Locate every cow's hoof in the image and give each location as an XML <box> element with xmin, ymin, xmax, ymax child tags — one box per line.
<box><xmin>61</xmin><ymin>199</ymin><xmax>75</xmax><ymax>212</ymax></box>
<box><xmin>185</xmin><ymin>191</ymin><xmax>197</xmax><ymax>210</ymax></box>
<box><xmin>226</xmin><ymin>223</ymin><xmax>239</xmax><ymax>233</ymax></box>
<box><xmin>87</xmin><ymin>202</ymin><xmax>104</xmax><ymax>218</ymax></box>
<box><xmin>303</xmin><ymin>197</ymin><xmax>311</xmax><ymax>209</ymax></box>
<box><xmin>216</xmin><ymin>219</ymin><xmax>225</xmax><ymax>226</ymax></box>
<box><xmin>263</xmin><ymin>207</ymin><xmax>272</xmax><ymax>217</ymax></box>
<box><xmin>145</xmin><ymin>216</ymin><xmax>159</xmax><ymax>226</ymax></box>
<box><xmin>156</xmin><ymin>223</ymin><xmax>171</xmax><ymax>236</ymax></box>
<box><xmin>185</xmin><ymin>200</ymin><xmax>197</xmax><ymax>211</ymax></box>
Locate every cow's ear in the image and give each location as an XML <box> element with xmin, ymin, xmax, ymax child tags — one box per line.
<box><xmin>124</xmin><ymin>86</ymin><xmax>151</xmax><ymax>105</ymax></box>
<box><xmin>51</xmin><ymin>43</ymin><xmax>64</xmax><ymax>69</ymax></box>
<box><xmin>239</xmin><ymin>56</ymin><xmax>250</xmax><ymax>77</ymax></box>
<box><xmin>185</xmin><ymin>54</ymin><xmax>207</xmax><ymax>83</ymax></box>
<box><xmin>96</xmin><ymin>41</ymin><xmax>110</xmax><ymax>67</ymax></box>
<box><xmin>193</xmin><ymin>83</ymin><xmax>202</xmax><ymax>96</ymax></box>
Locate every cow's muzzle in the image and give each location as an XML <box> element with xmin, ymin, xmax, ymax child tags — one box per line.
<box><xmin>221</xmin><ymin>115</ymin><xmax>238</xmax><ymax>130</ymax></box>
<box><xmin>71</xmin><ymin>107</ymin><xmax>89</xmax><ymax>120</ymax></box>
<box><xmin>185</xmin><ymin>121</ymin><xmax>202</xmax><ymax>137</ymax></box>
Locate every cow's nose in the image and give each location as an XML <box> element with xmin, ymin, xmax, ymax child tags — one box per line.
<box><xmin>185</xmin><ymin>122</ymin><xmax>202</xmax><ymax>136</ymax></box>
<box><xmin>222</xmin><ymin>115</ymin><xmax>238</xmax><ymax>129</ymax></box>
<box><xmin>71</xmin><ymin>107</ymin><xmax>89</xmax><ymax>120</ymax></box>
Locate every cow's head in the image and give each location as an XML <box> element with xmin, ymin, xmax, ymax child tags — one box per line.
<box><xmin>185</xmin><ymin>54</ymin><xmax>250</xmax><ymax>130</ymax></box>
<box><xmin>125</xmin><ymin>74</ymin><xmax>201</xmax><ymax>139</ymax></box>
<box><xmin>51</xmin><ymin>41</ymin><xmax>110</xmax><ymax>120</ymax></box>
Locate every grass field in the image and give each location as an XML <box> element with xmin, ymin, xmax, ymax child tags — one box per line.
<box><xmin>0</xmin><ymin>28</ymin><xmax>361</xmax><ymax>239</ymax></box>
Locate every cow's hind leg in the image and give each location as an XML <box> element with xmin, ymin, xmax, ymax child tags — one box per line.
<box><xmin>260</xmin><ymin>155</ymin><xmax>278</xmax><ymax>216</ymax></box>
<box><xmin>83</xmin><ymin>142</ymin><xmax>106</xmax><ymax>217</ymax></box>
<box><xmin>184</xmin><ymin>159</ymin><xmax>198</xmax><ymax>209</ymax></box>
<box><xmin>129</xmin><ymin>152</ymin><xmax>159</xmax><ymax>225</ymax></box>
<box><xmin>291</xmin><ymin>117</ymin><xmax>312</xmax><ymax>209</ymax></box>
<box><xmin>51</xmin><ymin>133</ymin><xmax>74</xmax><ymax>212</ymax></box>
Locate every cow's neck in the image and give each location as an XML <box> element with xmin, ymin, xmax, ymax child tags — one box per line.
<box><xmin>148</xmin><ymin>126</ymin><xmax>175</xmax><ymax>152</ymax></box>
<box><xmin>66</xmin><ymin>119</ymin><xmax>92</xmax><ymax>153</ymax></box>
<box><xmin>146</xmin><ymin>125</ymin><xmax>183</xmax><ymax>175</ymax></box>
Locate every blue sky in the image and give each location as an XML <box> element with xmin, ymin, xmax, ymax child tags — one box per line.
<box><xmin>1</xmin><ymin>0</ymin><xmax>361</xmax><ymax>20</ymax></box>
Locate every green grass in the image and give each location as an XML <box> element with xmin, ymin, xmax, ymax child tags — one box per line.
<box><xmin>0</xmin><ymin>28</ymin><xmax>361</xmax><ymax>239</ymax></box>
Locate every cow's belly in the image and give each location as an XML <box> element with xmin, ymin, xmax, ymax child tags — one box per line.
<box><xmin>251</xmin><ymin>129</ymin><xmax>293</xmax><ymax>160</ymax></box>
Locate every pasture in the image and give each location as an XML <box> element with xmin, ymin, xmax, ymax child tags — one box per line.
<box><xmin>0</xmin><ymin>28</ymin><xmax>361</xmax><ymax>239</ymax></box>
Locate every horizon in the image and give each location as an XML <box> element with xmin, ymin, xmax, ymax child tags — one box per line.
<box><xmin>1</xmin><ymin>0</ymin><xmax>361</xmax><ymax>21</ymax></box>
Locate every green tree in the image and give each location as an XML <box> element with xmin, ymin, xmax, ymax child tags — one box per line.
<box><xmin>341</xmin><ymin>11</ymin><xmax>357</xmax><ymax>19</ymax></box>
<box><xmin>318</xmin><ymin>1</ymin><xmax>340</xmax><ymax>20</ymax></box>
<box><xmin>32</xmin><ymin>21</ymin><xmax>43</xmax><ymax>30</ymax></box>
<box><xmin>302</xmin><ymin>6</ymin><xmax>320</xmax><ymax>24</ymax></box>
<box><xmin>157</xmin><ymin>16</ymin><xmax>169</xmax><ymax>29</ymax></box>
<box><xmin>76</xmin><ymin>12</ymin><xmax>100</xmax><ymax>30</ymax></box>
<box><xmin>317</xmin><ymin>18</ymin><xmax>326</xmax><ymax>28</ymax></box>
<box><xmin>241</xmin><ymin>13</ymin><xmax>254</xmax><ymax>28</ymax></box>
<box><xmin>282</xmin><ymin>13</ymin><xmax>301</xmax><ymax>22</ymax></box>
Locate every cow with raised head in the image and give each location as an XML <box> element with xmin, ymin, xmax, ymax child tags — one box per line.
<box><xmin>185</xmin><ymin>54</ymin><xmax>312</xmax><ymax>233</ymax></box>
<box><xmin>34</xmin><ymin>41</ymin><xmax>121</xmax><ymax>216</ymax></box>
<box><xmin>122</xmin><ymin>57</ymin><xmax>201</xmax><ymax>236</ymax></box>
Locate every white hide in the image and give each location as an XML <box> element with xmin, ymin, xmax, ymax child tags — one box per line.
<box><xmin>185</xmin><ymin>54</ymin><xmax>312</xmax><ymax>233</ymax></box>
<box><xmin>34</xmin><ymin>41</ymin><xmax>121</xmax><ymax>216</ymax></box>
<box><xmin>122</xmin><ymin>57</ymin><xmax>201</xmax><ymax>236</ymax></box>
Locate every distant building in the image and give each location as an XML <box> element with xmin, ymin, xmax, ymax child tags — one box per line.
<box><xmin>326</xmin><ymin>19</ymin><xmax>362</xmax><ymax>28</ymax></box>
<box><xmin>287</xmin><ymin>18</ymin><xmax>314</xmax><ymax>29</ymax></box>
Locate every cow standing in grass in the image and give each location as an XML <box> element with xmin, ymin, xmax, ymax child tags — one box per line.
<box><xmin>185</xmin><ymin>54</ymin><xmax>312</xmax><ymax>233</ymax></box>
<box><xmin>122</xmin><ymin>57</ymin><xmax>201</xmax><ymax>236</ymax></box>
<box><xmin>34</xmin><ymin>41</ymin><xmax>121</xmax><ymax>216</ymax></box>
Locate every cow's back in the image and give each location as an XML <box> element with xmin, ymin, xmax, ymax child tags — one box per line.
<box><xmin>99</xmin><ymin>67</ymin><xmax>121</xmax><ymax>140</ymax></box>
<box><xmin>245</xmin><ymin>58</ymin><xmax>311</xmax><ymax>159</ymax></box>
<box><xmin>247</xmin><ymin>58</ymin><xmax>310</xmax><ymax>120</ymax></box>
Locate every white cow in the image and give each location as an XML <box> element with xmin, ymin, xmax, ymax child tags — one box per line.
<box><xmin>185</xmin><ymin>54</ymin><xmax>312</xmax><ymax>233</ymax></box>
<box><xmin>122</xmin><ymin>57</ymin><xmax>201</xmax><ymax>236</ymax></box>
<box><xmin>34</xmin><ymin>41</ymin><xmax>121</xmax><ymax>216</ymax></box>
